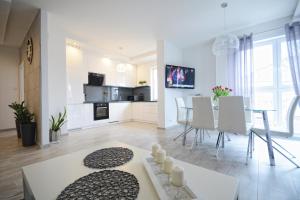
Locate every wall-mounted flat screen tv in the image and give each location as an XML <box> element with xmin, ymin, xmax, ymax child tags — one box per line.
<box><xmin>165</xmin><ymin>65</ymin><xmax>195</xmax><ymax>89</ymax></box>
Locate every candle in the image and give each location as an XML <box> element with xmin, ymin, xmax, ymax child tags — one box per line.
<box><xmin>156</xmin><ymin>149</ymin><xmax>166</xmax><ymax>164</ymax></box>
<box><xmin>163</xmin><ymin>156</ymin><xmax>174</xmax><ymax>174</ymax></box>
<box><xmin>152</xmin><ymin>144</ymin><xmax>161</xmax><ymax>159</ymax></box>
<box><xmin>171</xmin><ymin>166</ymin><xmax>184</xmax><ymax>187</ymax></box>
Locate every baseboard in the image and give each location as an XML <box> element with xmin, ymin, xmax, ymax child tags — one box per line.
<box><xmin>0</xmin><ymin>128</ymin><xmax>16</xmax><ymax>132</ymax></box>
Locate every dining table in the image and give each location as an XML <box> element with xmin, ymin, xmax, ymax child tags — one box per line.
<box><xmin>178</xmin><ymin>106</ymin><xmax>299</xmax><ymax>168</ymax></box>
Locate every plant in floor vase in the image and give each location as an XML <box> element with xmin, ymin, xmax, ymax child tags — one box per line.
<box><xmin>19</xmin><ymin>107</ymin><xmax>36</xmax><ymax>146</ymax></box>
<box><xmin>212</xmin><ymin>86</ymin><xmax>232</xmax><ymax>105</ymax></box>
<box><xmin>50</xmin><ymin>108</ymin><xmax>67</xmax><ymax>143</ymax></box>
<box><xmin>8</xmin><ymin>101</ymin><xmax>26</xmax><ymax>138</ymax></box>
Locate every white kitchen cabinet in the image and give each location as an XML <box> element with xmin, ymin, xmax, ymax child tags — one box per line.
<box><xmin>67</xmin><ymin>104</ymin><xmax>85</xmax><ymax>129</ymax></box>
<box><xmin>132</xmin><ymin>102</ymin><xmax>157</xmax><ymax>124</ymax></box>
<box><xmin>67</xmin><ymin>103</ymin><xmax>133</xmax><ymax>130</ymax></box>
<box><xmin>66</xmin><ymin>50</ymin><xmax>137</xmax><ymax>106</ymax></box>
<box><xmin>66</xmin><ymin>48</ymin><xmax>88</xmax><ymax>104</ymax></box>
<box><xmin>109</xmin><ymin>102</ymin><xmax>132</xmax><ymax>122</ymax></box>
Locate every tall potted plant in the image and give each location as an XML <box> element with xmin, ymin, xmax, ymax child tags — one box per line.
<box><xmin>50</xmin><ymin>108</ymin><xmax>67</xmax><ymax>143</ymax></box>
<box><xmin>19</xmin><ymin>107</ymin><xmax>36</xmax><ymax>146</ymax></box>
<box><xmin>8</xmin><ymin>101</ymin><xmax>26</xmax><ymax>138</ymax></box>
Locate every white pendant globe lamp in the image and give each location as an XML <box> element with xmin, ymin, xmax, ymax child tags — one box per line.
<box><xmin>212</xmin><ymin>2</ymin><xmax>239</xmax><ymax>56</ymax></box>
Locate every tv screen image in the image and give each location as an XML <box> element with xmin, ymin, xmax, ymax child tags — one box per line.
<box><xmin>165</xmin><ymin>65</ymin><xmax>195</xmax><ymax>89</ymax></box>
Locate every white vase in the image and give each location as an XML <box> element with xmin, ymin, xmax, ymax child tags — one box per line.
<box><xmin>50</xmin><ymin>129</ymin><xmax>61</xmax><ymax>143</ymax></box>
<box><xmin>214</xmin><ymin>97</ymin><xmax>220</xmax><ymax>106</ymax></box>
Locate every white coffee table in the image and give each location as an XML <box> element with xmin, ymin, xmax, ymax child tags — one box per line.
<box><xmin>22</xmin><ymin>141</ymin><xmax>239</xmax><ymax>200</ymax></box>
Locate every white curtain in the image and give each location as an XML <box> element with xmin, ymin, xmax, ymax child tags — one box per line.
<box><xmin>228</xmin><ymin>34</ymin><xmax>254</xmax><ymax>104</ymax></box>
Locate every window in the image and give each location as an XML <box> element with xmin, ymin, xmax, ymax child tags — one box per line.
<box><xmin>150</xmin><ymin>66</ymin><xmax>158</xmax><ymax>101</ymax></box>
<box><xmin>253</xmin><ymin>36</ymin><xmax>300</xmax><ymax>133</ymax></box>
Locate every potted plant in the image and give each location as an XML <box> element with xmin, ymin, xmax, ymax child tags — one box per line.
<box><xmin>138</xmin><ymin>80</ymin><xmax>147</xmax><ymax>86</ymax></box>
<box><xmin>19</xmin><ymin>107</ymin><xmax>36</xmax><ymax>146</ymax></box>
<box><xmin>212</xmin><ymin>85</ymin><xmax>232</xmax><ymax>105</ymax></box>
<box><xmin>49</xmin><ymin>108</ymin><xmax>67</xmax><ymax>143</ymax></box>
<box><xmin>8</xmin><ymin>101</ymin><xmax>26</xmax><ymax>138</ymax></box>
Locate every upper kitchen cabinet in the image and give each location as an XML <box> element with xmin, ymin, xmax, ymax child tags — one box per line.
<box><xmin>87</xmin><ymin>58</ymin><xmax>137</xmax><ymax>87</ymax></box>
<box><xmin>112</xmin><ymin>63</ymin><xmax>136</xmax><ymax>87</ymax></box>
<box><xmin>66</xmin><ymin>45</ymin><xmax>87</xmax><ymax>104</ymax></box>
<box><xmin>66</xmin><ymin>43</ymin><xmax>137</xmax><ymax>104</ymax></box>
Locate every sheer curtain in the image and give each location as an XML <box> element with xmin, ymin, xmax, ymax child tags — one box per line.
<box><xmin>285</xmin><ymin>22</ymin><xmax>300</xmax><ymax>105</ymax></box>
<box><xmin>228</xmin><ymin>34</ymin><xmax>254</xmax><ymax>104</ymax></box>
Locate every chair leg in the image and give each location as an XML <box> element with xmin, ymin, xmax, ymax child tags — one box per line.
<box><xmin>252</xmin><ymin>131</ymin><xmax>255</xmax><ymax>152</ymax></box>
<box><xmin>246</xmin><ymin>131</ymin><xmax>252</xmax><ymax>165</ymax></box>
<box><xmin>216</xmin><ymin>132</ymin><xmax>223</xmax><ymax>159</ymax></box>
<box><xmin>191</xmin><ymin>129</ymin><xmax>199</xmax><ymax>149</ymax></box>
<box><xmin>250</xmin><ymin>131</ymin><xmax>253</xmax><ymax>158</ymax></box>
<box><xmin>216</xmin><ymin>132</ymin><xmax>221</xmax><ymax>148</ymax></box>
<box><xmin>199</xmin><ymin>129</ymin><xmax>203</xmax><ymax>144</ymax></box>
<box><xmin>222</xmin><ymin>132</ymin><xmax>225</xmax><ymax>148</ymax></box>
<box><xmin>271</xmin><ymin>139</ymin><xmax>296</xmax><ymax>158</ymax></box>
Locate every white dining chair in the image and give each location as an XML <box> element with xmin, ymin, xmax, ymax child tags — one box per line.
<box><xmin>173</xmin><ymin>97</ymin><xmax>193</xmax><ymax>141</ymax></box>
<box><xmin>191</xmin><ymin>96</ymin><xmax>215</xmax><ymax>148</ymax></box>
<box><xmin>217</xmin><ymin>96</ymin><xmax>253</xmax><ymax>160</ymax></box>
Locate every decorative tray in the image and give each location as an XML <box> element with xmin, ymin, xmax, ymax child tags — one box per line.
<box><xmin>143</xmin><ymin>157</ymin><xmax>199</xmax><ymax>200</ymax></box>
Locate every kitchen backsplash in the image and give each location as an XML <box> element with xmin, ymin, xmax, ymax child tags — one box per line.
<box><xmin>84</xmin><ymin>84</ymin><xmax>151</xmax><ymax>102</ymax></box>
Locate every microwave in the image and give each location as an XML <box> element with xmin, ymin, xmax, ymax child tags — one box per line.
<box><xmin>88</xmin><ymin>72</ymin><xmax>105</xmax><ymax>86</ymax></box>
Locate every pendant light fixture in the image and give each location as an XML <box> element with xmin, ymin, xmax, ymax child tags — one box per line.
<box><xmin>212</xmin><ymin>2</ymin><xmax>239</xmax><ymax>56</ymax></box>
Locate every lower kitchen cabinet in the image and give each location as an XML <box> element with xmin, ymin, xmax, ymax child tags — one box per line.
<box><xmin>67</xmin><ymin>102</ymin><xmax>157</xmax><ymax>130</ymax></box>
<box><xmin>131</xmin><ymin>102</ymin><xmax>157</xmax><ymax>124</ymax></box>
<box><xmin>109</xmin><ymin>102</ymin><xmax>132</xmax><ymax>122</ymax></box>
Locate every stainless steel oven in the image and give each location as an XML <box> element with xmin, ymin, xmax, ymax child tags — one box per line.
<box><xmin>93</xmin><ymin>103</ymin><xmax>109</xmax><ymax>120</ymax></box>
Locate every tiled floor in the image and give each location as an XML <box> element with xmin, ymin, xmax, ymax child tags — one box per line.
<box><xmin>0</xmin><ymin>122</ymin><xmax>300</xmax><ymax>200</ymax></box>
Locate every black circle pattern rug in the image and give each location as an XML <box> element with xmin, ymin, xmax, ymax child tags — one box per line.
<box><xmin>57</xmin><ymin>170</ymin><xmax>139</xmax><ymax>200</ymax></box>
<box><xmin>84</xmin><ymin>147</ymin><xmax>134</xmax><ymax>169</ymax></box>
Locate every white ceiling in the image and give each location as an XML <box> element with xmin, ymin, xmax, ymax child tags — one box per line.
<box><xmin>5</xmin><ymin>0</ymin><xmax>300</xmax><ymax>57</ymax></box>
<box><xmin>0</xmin><ymin>0</ymin><xmax>38</xmax><ymax>47</ymax></box>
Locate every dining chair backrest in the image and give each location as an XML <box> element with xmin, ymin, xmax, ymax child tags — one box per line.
<box><xmin>175</xmin><ymin>97</ymin><xmax>187</xmax><ymax>123</ymax></box>
<box><xmin>191</xmin><ymin>96</ymin><xmax>215</xmax><ymax>130</ymax></box>
<box><xmin>218</xmin><ymin>96</ymin><xmax>247</xmax><ymax>135</ymax></box>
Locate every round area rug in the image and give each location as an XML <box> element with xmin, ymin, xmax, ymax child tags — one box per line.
<box><xmin>83</xmin><ymin>147</ymin><xmax>134</xmax><ymax>169</ymax></box>
<box><xmin>57</xmin><ymin>170</ymin><xmax>139</xmax><ymax>200</ymax></box>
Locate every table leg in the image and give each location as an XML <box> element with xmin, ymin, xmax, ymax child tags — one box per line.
<box><xmin>182</xmin><ymin>109</ymin><xmax>190</xmax><ymax>146</ymax></box>
<box><xmin>262</xmin><ymin>111</ymin><xmax>275</xmax><ymax>166</ymax></box>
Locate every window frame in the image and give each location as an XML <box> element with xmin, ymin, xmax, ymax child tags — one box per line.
<box><xmin>253</xmin><ymin>36</ymin><xmax>294</xmax><ymax>128</ymax></box>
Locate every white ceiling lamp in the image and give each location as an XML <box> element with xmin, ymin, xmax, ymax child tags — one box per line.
<box><xmin>212</xmin><ymin>2</ymin><xmax>239</xmax><ymax>56</ymax></box>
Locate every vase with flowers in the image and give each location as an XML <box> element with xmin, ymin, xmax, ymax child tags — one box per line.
<box><xmin>212</xmin><ymin>86</ymin><xmax>232</xmax><ymax>105</ymax></box>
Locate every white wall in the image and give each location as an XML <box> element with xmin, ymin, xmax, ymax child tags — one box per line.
<box><xmin>0</xmin><ymin>46</ymin><xmax>19</xmax><ymax>130</ymax></box>
<box><xmin>46</xmin><ymin>12</ymin><xmax>67</xmax><ymax>136</ymax></box>
<box><xmin>40</xmin><ymin>10</ymin><xmax>50</xmax><ymax>146</ymax></box>
<box><xmin>182</xmin><ymin>40</ymin><xmax>216</xmax><ymax>96</ymax></box>
<box><xmin>136</xmin><ymin>61</ymin><xmax>155</xmax><ymax>86</ymax></box>
<box><xmin>157</xmin><ymin>40</ymin><xmax>192</xmax><ymax>128</ymax></box>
